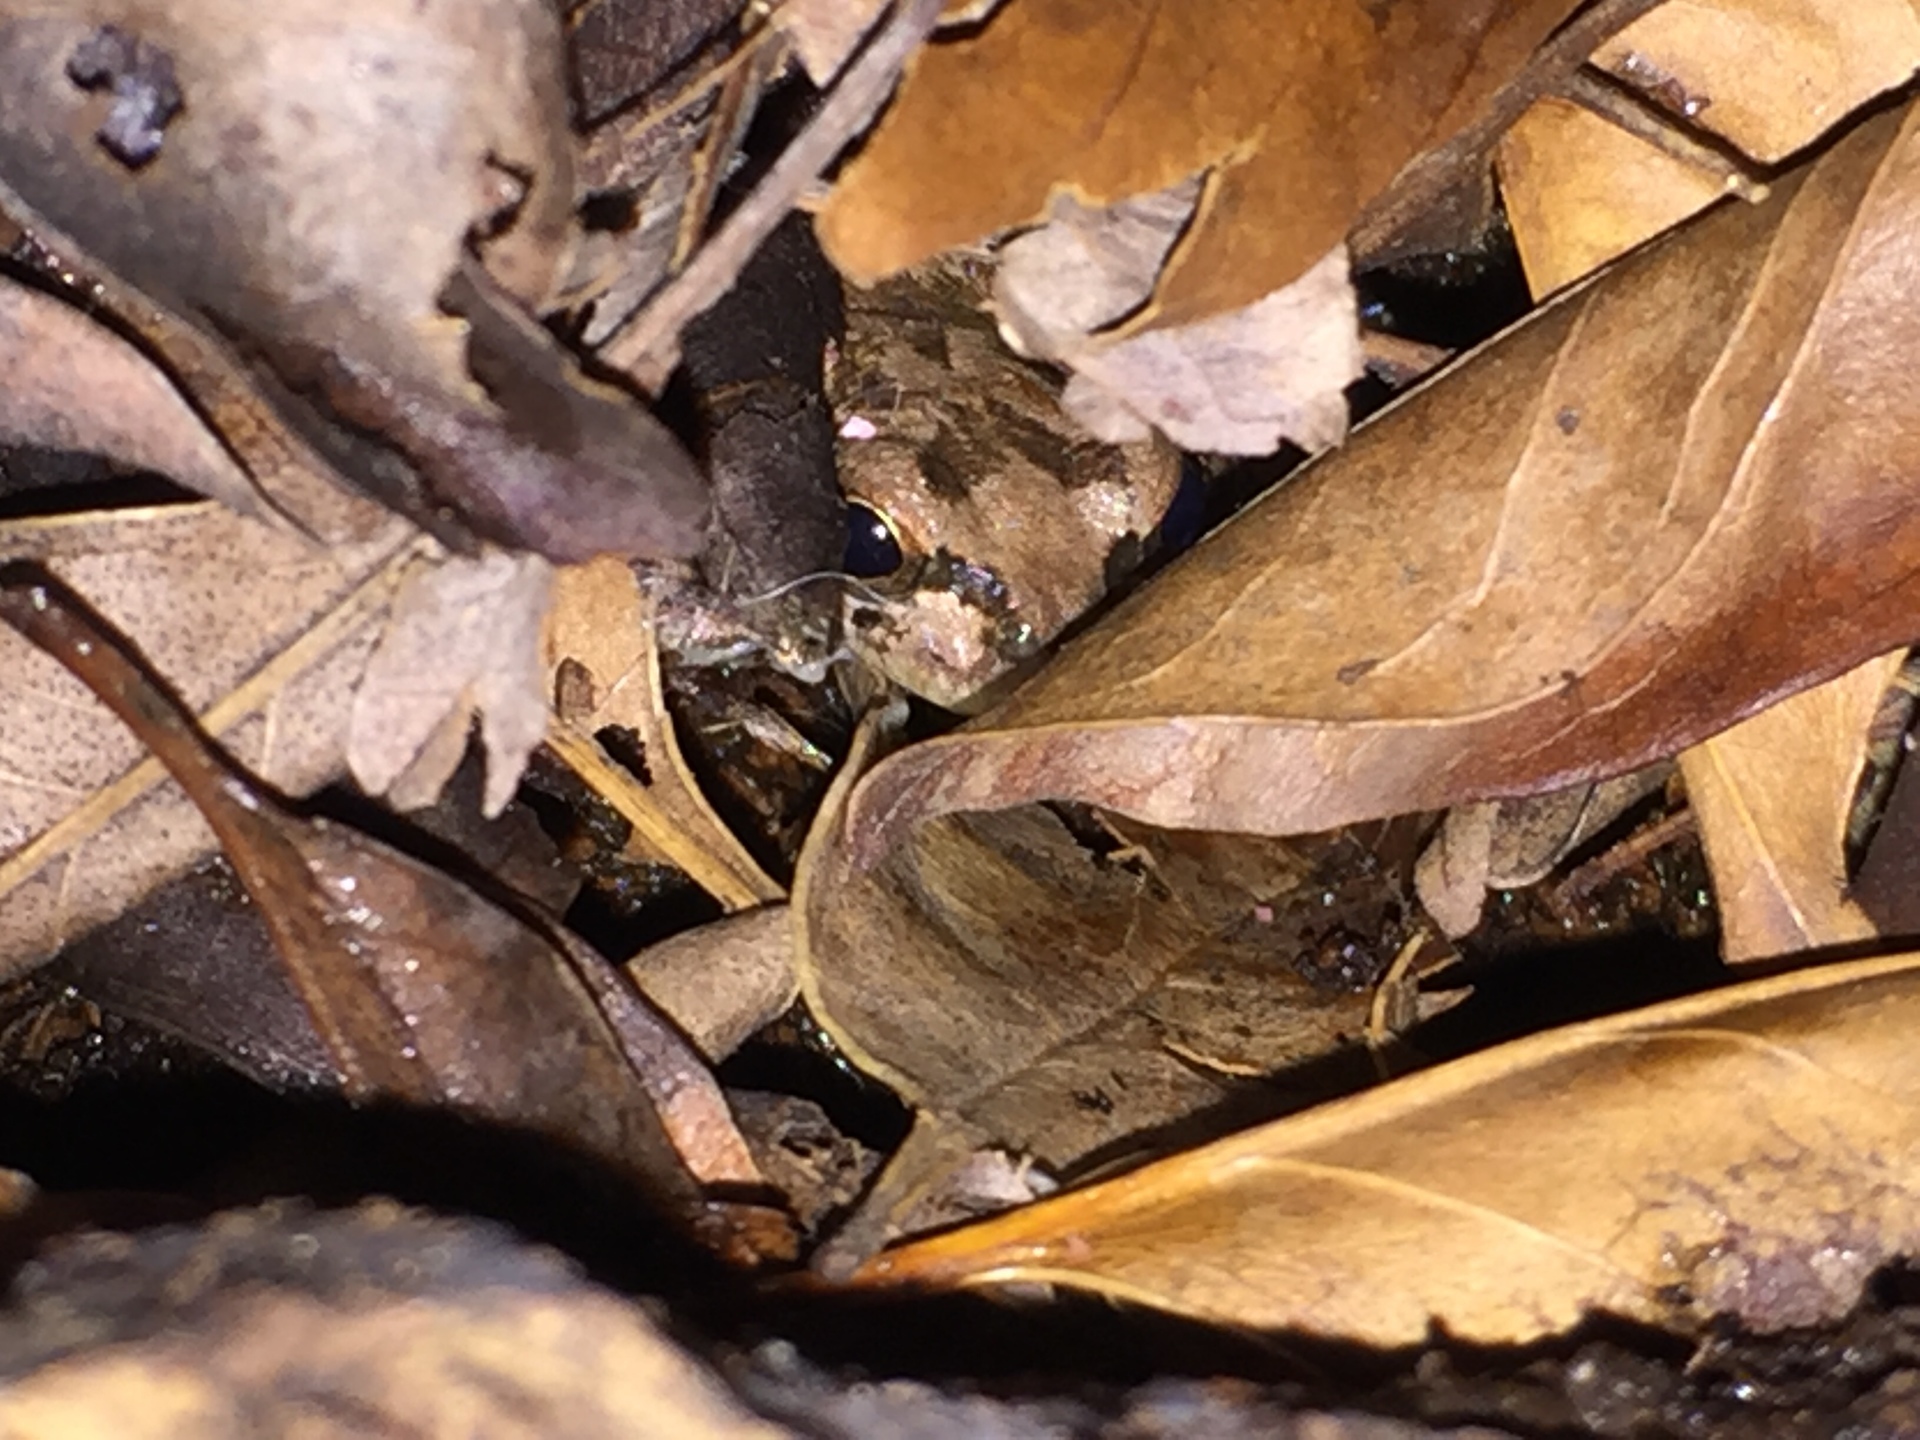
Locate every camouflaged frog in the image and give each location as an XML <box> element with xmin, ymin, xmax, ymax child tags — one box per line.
<box><xmin>828</xmin><ymin>254</ymin><xmax>1182</xmax><ymax>712</ymax></box>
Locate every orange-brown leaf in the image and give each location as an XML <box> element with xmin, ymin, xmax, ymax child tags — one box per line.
<box><xmin>817</xmin><ymin>0</ymin><xmax>1575</xmax><ymax>328</ymax></box>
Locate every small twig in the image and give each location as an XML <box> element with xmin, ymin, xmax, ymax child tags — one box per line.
<box><xmin>600</xmin><ymin>0</ymin><xmax>945</xmax><ymax>391</ymax></box>
<box><xmin>670</xmin><ymin>29</ymin><xmax>782</xmax><ymax>270</ymax></box>
<box><xmin>1560</xmin><ymin>68</ymin><xmax>1769</xmax><ymax>204</ymax></box>
<box><xmin>1549</xmin><ymin>806</ymin><xmax>1697</xmax><ymax>908</ymax></box>
<box><xmin>1350</xmin><ymin>0</ymin><xmax>1677</xmax><ymax>261</ymax></box>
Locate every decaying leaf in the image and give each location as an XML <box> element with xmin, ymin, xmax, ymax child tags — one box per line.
<box><xmin>774</xmin><ymin>0</ymin><xmax>1000</xmax><ymax>85</ymax></box>
<box><xmin>817</xmin><ymin>0</ymin><xmax>1578</xmax><ymax>328</ymax></box>
<box><xmin>1414</xmin><ymin>767</ymin><xmax>1669</xmax><ymax>939</ymax></box>
<box><xmin>349</xmin><ymin>548</ymin><xmax>554</xmax><ymax>820</ymax></box>
<box><xmin>0</xmin><ymin>0</ymin><xmax>709</xmax><ymax>561</ymax></box>
<box><xmin>627</xmin><ymin>904</ymin><xmax>797</xmax><ymax>1063</ymax></box>
<box><xmin>1500</xmin><ymin>1</ymin><xmax>1920</xmax><ymax>297</ymax></box>
<box><xmin>596</xmin><ymin>0</ymin><xmax>946</xmax><ymax>391</ymax></box>
<box><xmin>1497</xmin><ymin>92</ymin><xmax>1733</xmax><ymax>297</ymax></box>
<box><xmin>1679</xmin><ymin>651</ymin><xmax>1903</xmax><ymax>964</ymax></box>
<box><xmin>821</xmin><ymin>98</ymin><xmax>1920</xmax><ymax>878</ymax></box>
<box><xmin>0</xmin><ymin>564</ymin><xmax>793</xmax><ymax>1263</ymax></box>
<box><xmin>0</xmin><ymin>269</ymin><xmax>260</xmax><ymax>518</ymax></box>
<box><xmin>0</xmin><ymin>502</ymin><xmax>571</xmax><ymax>980</ymax></box>
<box><xmin>852</xmin><ymin>948</ymin><xmax>1920</xmax><ymax>1347</ymax></box>
<box><xmin>1591</xmin><ymin>0</ymin><xmax>1920</xmax><ymax>165</ymax></box>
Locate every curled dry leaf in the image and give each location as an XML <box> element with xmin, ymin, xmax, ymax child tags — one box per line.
<box><xmin>852</xmin><ymin>949</ymin><xmax>1920</xmax><ymax>1346</ymax></box>
<box><xmin>817</xmin><ymin>0</ymin><xmax>1577</xmax><ymax>328</ymax></box>
<box><xmin>798</xmin><ymin>712</ymin><xmax>1420</xmax><ymax>1268</ymax></box>
<box><xmin>1678</xmin><ymin>651</ymin><xmax>1902</xmax><ymax>964</ymax></box>
<box><xmin>0</xmin><ymin>1</ymin><xmax>708</xmax><ymax>561</ymax></box>
<box><xmin>0</xmin><ymin>565</ymin><xmax>793</xmax><ymax>1265</ymax></box>
<box><xmin>823</xmin><ymin>99</ymin><xmax>1920</xmax><ymax>877</ymax></box>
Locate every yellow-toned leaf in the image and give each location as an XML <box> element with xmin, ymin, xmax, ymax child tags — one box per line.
<box><xmin>1680</xmin><ymin>651</ymin><xmax>1904</xmax><ymax>963</ymax></box>
<box><xmin>853</xmin><ymin>950</ymin><xmax>1920</xmax><ymax>1345</ymax></box>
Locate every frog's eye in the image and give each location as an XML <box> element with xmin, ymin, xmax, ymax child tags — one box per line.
<box><xmin>844</xmin><ymin>500</ymin><xmax>905</xmax><ymax>577</ymax></box>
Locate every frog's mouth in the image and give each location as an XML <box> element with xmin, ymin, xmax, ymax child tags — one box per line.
<box><xmin>844</xmin><ymin>548</ymin><xmax>1040</xmax><ymax>662</ymax></box>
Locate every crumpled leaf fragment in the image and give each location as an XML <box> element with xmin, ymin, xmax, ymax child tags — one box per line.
<box><xmin>995</xmin><ymin>184</ymin><xmax>1360</xmax><ymax>454</ymax></box>
<box><xmin>349</xmin><ymin>548</ymin><xmax>553</xmax><ymax>819</ymax></box>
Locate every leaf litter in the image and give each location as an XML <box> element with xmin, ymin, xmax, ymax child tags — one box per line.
<box><xmin>10</xmin><ymin>0</ymin><xmax>1920</xmax><ymax>1425</ymax></box>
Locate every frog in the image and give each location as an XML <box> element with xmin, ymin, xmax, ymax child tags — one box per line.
<box><xmin>827</xmin><ymin>253</ymin><xmax>1183</xmax><ymax>712</ymax></box>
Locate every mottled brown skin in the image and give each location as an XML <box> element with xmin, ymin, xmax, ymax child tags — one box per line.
<box><xmin>829</xmin><ymin>254</ymin><xmax>1181</xmax><ymax>710</ymax></box>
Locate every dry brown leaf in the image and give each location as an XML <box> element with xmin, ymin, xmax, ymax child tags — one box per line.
<box><xmin>818</xmin><ymin>99</ymin><xmax>1920</xmax><ymax>878</ymax></box>
<box><xmin>349</xmin><ymin>549</ymin><xmax>554</xmax><ymax>819</ymax></box>
<box><xmin>627</xmin><ymin>904</ymin><xmax>797</xmax><ymax>1062</ymax></box>
<box><xmin>817</xmin><ymin>0</ymin><xmax>1577</xmax><ymax>329</ymax></box>
<box><xmin>1679</xmin><ymin>651</ymin><xmax>1903</xmax><ymax>964</ymax></box>
<box><xmin>776</xmin><ymin>0</ymin><xmax>996</xmax><ymax>84</ymax></box>
<box><xmin>1414</xmin><ymin>768</ymin><xmax>1669</xmax><ymax>938</ymax></box>
<box><xmin>0</xmin><ymin>503</ymin><xmax>565</xmax><ymax>982</ymax></box>
<box><xmin>544</xmin><ymin>557</ymin><xmax>782</xmax><ymax>910</ymax></box>
<box><xmin>994</xmin><ymin>183</ymin><xmax>1360</xmax><ymax>454</ymax></box>
<box><xmin>1500</xmin><ymin>2</ymin><xmax>1920</xmax><ymax>297</ymax></box>
<box><xmin>596</xmin><ymin>0</ymin><xmax>945</xmax><ymax>391</ymax></box>
<box><xmin>0</xmin><ymin>1</ymin><xmax>708</xmax><ymax>561</ymax></box>
<box><xmin>852</xmin><ymin>949</ymin><xmax>1920</xmax><ymax>1346</ymax></box>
